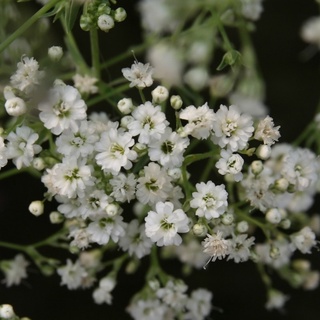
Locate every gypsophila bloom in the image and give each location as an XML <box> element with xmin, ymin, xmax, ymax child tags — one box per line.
<box><xmin>5</xmin><ymin>96</ymin><xmax>27</xmax><ymax>116</ymax></box>
<box><xmin>227</xmin><ymin>234</ymin><xmax>255</xmax><ymax>263</ymax></box>
<box><xmin>145</xmin><ymin>201</ymin><xmax>190</xmax><ymax>246</ymax></box>
<box><xmin>110</xmin><ymin>172</ymin><xmax>137</xmax><ymax>203</ymax></box>
<box><xmin>10</xmin><ymin>56</ymin><xmax>44</xmax><ymax>94</ymax></box>
<box><xmin>122</xmin><ymin>61</ymin><xmax>154</xmax><ymax>88</ymax></box>
<box><xmin>73</xmin><ymin>74</ymin><xmax>98</xmax><ymax>95</ymax></box>
<box><xmin>179</xmin><ymin>103</ymin><xmax>215</xmax><ymax>139</ymax></box>
<box><xmin>148</xmin><ymin>127</ymin><xmax>189</xmax><ymax>168</ymax></box>
<box><xmin>190</xmin><ymin>181</ymin><xmax>228</xmax><ymax>219</ymax></box>
<box><xmin>211</xmin><ymin>104</ymin><xmax>254</xmax><ymax>152</ymax></box>
<box><xmin>0</xmin><ymin>136</ymin><xmax>8</xmax><ymax>169</ymax></box>
<box><xmin>95</xmin><ymin>127</ymin><xmax>137</xmax><ymax>175</ymax></box>
<box><xmin>6</xmin><ymin>126</ymin><xmax>42</xmax><ymax>169</ymax></box>
<box><xmin>119</xmin><ymin>219</ymin><xmax>153</xmax><ymax>258</ymax></box>
<box><xmin>93</xmin><ymin>277</ymin><xmax>116</xmax><ymax>305</ymax></box>
<box><xmin>1</xmin><ymin>254</ymin><xmax>29</xmax><ymax>287</ymax></box>
<box><xmin>38</xmin><ymin>84</ymin><xmax>87</xmax><ymax>135</ymax></box>
<box><xmin>202</xmin><ymin>231</ymin><xmax>231</xmax><ymax>264</ymax></box>
<box><xmin>57</xmin><ymin>259</ymin><xmax>88</xmax><ymax>290</ymax></box>
<box><xmin>290</xmin><ymin>227</ymin><xmax>317</xmax><ymax>254</ymax></box>
<box><xmin>184</xmin><ymin>288</ymin><xmax>213</xmax><ymax>320</ymax></box>
<box><xmin>241</xmin><ymin>0</ymin><xmax>264</xmax><ymax>21</ymax></box>
<box><xmin>0</xmin><ymin>304</ymin><xmax>15</xmax><ymax>319</ymax></box>
<box><xmin>215</xmin><ymin>149</ymin><xmax>244</xmax><ymax>181</ymax></box>
<box><xmin>126</xmin><ymin>298</ymin><xmax>168</xmax><ymax>320</ymax></box>
<box><xmin>254</xmin><ymin>116</ymin><xmax>281</xmax><ymax>145</ymax></box>
<box><xmin>265</xmin><ymin>289</ymin><xmax>289</xmax><ymax>311</ymax></box>
<box><xmin>128</xmin><ymin>101</ymin><xmax>168</xmax><ymax>144</ymax></box>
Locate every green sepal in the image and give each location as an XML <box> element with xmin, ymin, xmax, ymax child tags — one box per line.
<box><xmin>217</xmin><ymin>50</ymin><xmax>242</xmax><ymax>71</ymax></box>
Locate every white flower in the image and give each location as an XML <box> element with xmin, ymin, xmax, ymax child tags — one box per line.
<box><xmin>56</xmin><ymin>120</ymin><xmax>99</xmax><ymax>159</ymax></box>
<box><xmin>10</xmin><ymin>56</ymin><xmax>44</xmax><ymax>94</ymax></box>
<box><xmin>69</xmin><ymin>227</ymin><xmax>91</xmax><ymax>249</ymax></box>
<box><xmin>128</xmin><ymin>101</ymin><xmax>168</xmax><ymax>144</ymax></box>
<box><xmin>118</xmin><ymin>220</ymin><xmax>153</xmax><ymax>258</ymax></box>
<box><xmin>136</xmin><ymin>162</ymin><xmax>173</xmax><ymax>205</ymax></box>
<box><xmin>265</xmin><ymin>289</ymin><xmax>289</xmax><ymax>311</ymax></box>
<box><xmin>202</xmin><ymin>231</ymin><xmax>231</xmax><ymax>264</ymax></box>
<box><xmin>122</xmin><ymin>61</ymin><xmax>154</xmax><ymax>88</ymax></box>
<box><xmin>254</xmin><ymin>116</ymin><xmax>281</xmax><ymax>145</ymax></box>
<box><xmin>95</xmin><ymin>128</ymin><xmax>137</xmax><ymax>175</ymax></box>
<box><xmin>0</xmin><ymin>304</ymin><xmax>15</xmax><ymax>319</ymax></box>
<box><xmin>97</xmin><ymin>14</ymin><xmax>115</xmax><ymax>32</ymax></box>
<box><xmin>211</xmin><ymin>104</ymin><xmax>254</xmax><ymax>152</ymax></box>
<box><xmin>38</xmin><ymin>84</ymin><xmax>87</xmax><ymax>135</ymax></box>
<box><xmin>1</xmin><ymin>254</ymin><xmax>29</xmax><ymax>287</ymax></box>
<box><xmin>227</xmin><ymin>234</ymin><xmax>255</xmax><ymax>263</ymax></box>
<box><xmin>5</xmin><ymin>97</ymin><xmax>27</xmax><ymax>116</ymax></box>
<box><xmin>28</xmin><ymin>200</ymin><xmax>44</xmax><ymax>216</ymax></box>
<box><xmin>110</xmin><ymin>172</ymin><xmax>137</xmax><ymax>203</ymax></box>
<box><xmin>215</xmin><ymin>149</ymin><xmax>244</xmax><ymax>181</ymax></box>
<box><xmin>93</xmin><ymin>277</ymin><xmax>116</xmax><ymax>304</ymax></box>
<box><xmin>127</xmin><ymin>299</ymin><xmax>168</xmax><ymax>320</ymax></box>
<box><xmin>184</xmin><ymin>289</ymin><xmax>213</xmax><ymax>320</ymax></box>
<box><xmin>57</xmin><ymin>259</ymin><xmax>88</xmax><ymax>290</ymax></box>
<box><xmin>301</xmin><ymin>16</ymin><xmax>320</xmax><ymax>47</ymax></box>
<box><xmin>179</xmin><ymin>103</ymin><xmax>215</xmax><ymax>139</ymax></box>
<box><xmin>148</xmin><ymin>127</ymin><xmax>189</xmax><ymax>168</ymax></box>
<box><xmin>73</xmin><ymin>74</ymin><xmax>98</xmax><ymax>95</ymax></box>
<box><xmin>86</xmin><ymin>214</ymin><xmax>126</xmax><ymax>245</ymax></box>
<box><xmin>290</xmin><ymin>227</ymin><xmax>316</xmax><ymax>254</ymax></box>
<box><xmin>183</xmin><ymin>67</ymin><xmax>209</xmax><ymax>91</ymax></box>
<box><xmin>145</xmin><ymin>201</ymin><xmax>190</xmax><ymax>246</ymax></box>
<box><xmin>0</xmin><ymin>136</ymin><xmax>8</xmax><ymax>169</ymax></box>
<box><xmin>190</xmin><ymin>181</ymin><xmax>228</xmax><ymax>219</ymax></box>
<box><xmin>241</xmin><ymin>0</ymin><xmax>264</xmax><ymax>21</ymax></box>
<box><xmin>6</xmin><ymin>126</ymin><xmax>42</xmax><ymax>169</ymax></box>
<box><xmin>151</xmin><ymin>85</ymin><xmax>169</xmax><ymax>103</ymax></box>
<box><xmin>48</xmin><ymin>45</ymin><xmax>63</xmax><ymax>61</ymax></box>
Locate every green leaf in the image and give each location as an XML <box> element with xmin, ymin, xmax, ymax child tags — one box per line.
<box><xmin>217</xmin><ymin>50</ymin><xmax>242</xmax><ymax>71</ymax></box>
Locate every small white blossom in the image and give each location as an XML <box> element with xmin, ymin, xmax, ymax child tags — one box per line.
<box><xmin>290</xmin><ymin>227</ymin><xmax>317</xmax><ymax>254</ymax></box>
<box><xmin>93</xmin><ymin>277</ymin><xmax>116</xmax><ymax>304</ymax></box>
<box><xmin>110</xmin><ymin>172</ymin><xmax>137</xmax><ymax>203</ymax></box>
<box><xmin>145</xmin><ymin>201</ymin><xmax>190</xmax><ymax>246</ymax></box>
<box><xmin>127</xmin><ymin>299</ymin><xmax>168</xmax><ymax>320</ymax></box>
<box><xmin>1</xmin><ymin>254</ymin><xmax>29</xmax><ymax>287</ymax></box>
<box><xmin>0</xmin><ymin>136</ymin><xmax>8</xmax><ymax>169</ymax></box>
<box><xmin>122</xmin><ymin>61</ymin><xmax>154</xmax><ymax>88</ymax></box>
<box><xmin>215</xmin><ymin>149</ymin><xmax>244</xmax><ymax>181</ymax></box>
<box><xmin>227</xmin><ymin>234</ymin><xmax>255</xmax><ymax>263</ymax></box>
<box><xmin>184</xmin><ymin>289</ymin><xmax>213</xmax><ymax>320</ymax></box>
<box><xmin>241</xmin><ymin>0</ymin><xmax>264</xmax><ymax>21</ymax></box>
<box><xmin>301</xmin><ymin>16</ymin><xmax>320</xmax><ymax>47</ymax></box>
<box><xmin>190</xmin><ymin>181</ymin><xmax>228</xmax><ymax>219</ymax></box>
<box><xmin>254</xmin><ymin>116</ymin><xmax>281</xmax><ymax>146</ymax></box>
<box><xmin>73</xmin><ymin>74</ymin><xmax>98</xmax><ymax>95</ymax></box>
<box><xmin>265</xmin><ymin>289</ymin><xmax>289</xmax><ymax>311</ymax></box>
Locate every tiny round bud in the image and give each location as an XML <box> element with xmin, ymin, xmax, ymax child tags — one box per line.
<box><xmin>32</xmin><ymin>157</ymin><xmax>45</xmax><ymax>171</ymax></box>
<box><xmin>114</xmin><ymin>7</ymin><xmax>127</xmax><ymax>22</ymax></box>
<box><xmin>97</xmin><ymin>14</ymin><xmax>114</xmax><ymax>32</ymax></box>
<box><xmin>265</xmin><ymin>208</ymin><xmax>281</xmax><ymax>224</ymax></box>
<box><xmin>222</xmin><ymin>212</ymin><xmax>234</xmax><ymax>225</ymax></box>
<box><xmin>5</xmin><ymin>97</ymin><xmax>27</xmax><ymax>116</ymax></box>
<box><xmin>273</xmin><ymin>177</ymin><xmax>289</xmax><ymax>193</ymax></box>
<box><xmin>133</xmin><ymin>142</ymin><xmax>147</xmax><ymax>155</ymax></box>
<box><xmin>292</xmin><ymin>259</ymin><xmax>311</xmax><ymax>272</ymax></box>
<box><xmin>106</xmin><ymin>203</ymin><xmax>119</xmax><ymax>217</ymax></box>
<box><xmin>167</xmin><ymin>168</ymin><xmax>182</xmax><ymax>181</ymax></box>
<box><xmin>48</xmin><ymin>46</ymin><xmax>63</xmax><ymax>61</ymax></box>
<box><xmin>236</xmin><ymin>220</ymin><xmax>249</xmax><ymax>233</ymax></box>
<box><xmin>170</xmin><ymin>95</ymin><xmax>183</xmax><ymax>110</ymax></box>
<box><xmin>280</xmin><ymin>218</ymin><xmax>291</xmax><ymax>229</ymax></box>
<box><xmin>117</xmin><ymin>97</ymin><xmax>133</xmax><ymax>114</ymax></box>
<box><xmin>80</xmin><ymin>15</ymin><xmax>93</xmax><ymax>31</ymax></box>
<box><xmin>184</xmin><ymin>67</ymin><xmax>209</xmax><ymax>91</ymax></box>
<box><xmin>120</xmin><ymin>115</ymin><xmax>134</xmax><ymax>129</ymax></box>
<box><xmin>303</xmin><ymin>271</ymin><xmax>320</xmax><ymax>290</ymax></box>
<box><xmin>28</xmin><ymin>200</ymin><xmax>44</xmax><ymax>216</ymax></box>
<box><xmin>269</xmin><ymin>245</ymin><xmax>280</xmax><ymax>259</ymax></box>
<box><xmin>192</xmin><ymin>223</ymin><xmax>207</xmax><ymax>237</ymax></box>
<box><xmin>256</xmin><ymin>144</ymin><xmax>271</xmax><ymax>160</ymax></box>
<box><xmin>0</xmin><ymin>304</ymin><xmax>15</xmax><ymax>319</ymax></box>
<box><xmin>251</xmin><ymin>160</ymin><xmax>263</xmax><ymax>175</ymax></box>
<box><xmin>49</xmin><ymin>211</ymin><xmax>64</xmax><ymax>224</ymax></box>
<box><xmin>151</xmin><ymin>85</ymin><xmax>169</xmax><ymax>103</ymax></box>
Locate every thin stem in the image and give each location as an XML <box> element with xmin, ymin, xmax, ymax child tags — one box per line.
<box><xmin>0</xmin><ymin>168</ymin><xmax>24</xmax><ymax>181</ymax></box>
<box><xmin>90</xmin><ymin>28</ymin><xmax>100</xmax><ymax>78</ymax></box>
<box><xmin>0</xmin><ymin>0</ymin><xmax>61</xmax><ymax>53</ymax></box>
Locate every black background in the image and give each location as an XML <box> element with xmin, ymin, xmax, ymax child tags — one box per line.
<box><xmin>1</xmin><ymin>0</ymin><xmax>320</xmax><ymax>319</ymax></box>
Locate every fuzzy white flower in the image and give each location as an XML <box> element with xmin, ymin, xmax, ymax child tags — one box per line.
<box><xmin>38</xmin><ymin>84</ymin><xmax>87</xmax><ymax>135</ymax></box>
<box><xmin>241</xmin><ymin>0</ymin><xmax>264</xmax><ymax>21</ymax></box>
<box><xmin>184</xmin><ymin>289</ymin><xmax>213</xmax><ymax>320</ymax></box>
<box><xmin>145</xmin><ymin>201</ymin><xmax>190</xmax><ymax>246</ymax></box>
<box><xmin>179</xmin><ymin>103</ymin><xmax>215</xmax><ymax>139</ymax></box>
<box><xmin>73</xmin><ymin>74</ymin><xmax>98</xmax><ymax>95</ymax></box>
<box><xmin>95</xmin><ymin>128</ymin><xmax>137</xmax><ymax>175</ymax></box>
<box><xmin>190</xmin><ymin>181</ymin><xmax>228</xmax><ymax>219</ymax></box>
<box><xmin>6</xmin><ymin>126</ymin><xmax>42</xmax><ymax>169</ymax></box>
<box><xmin>93</xmin><ymin>277</ymin><xmax>116</xmax><ymax>305</ymax></box>
<box><xmin>227</xmin><ymin>234</ymin><xmax>255</xmax><ymax>263</ymax></box>
<box><xmin>211</xmin><ymin>104</ymin><xmax>254</xmax><ymax>151</ymax></box>
<box><xmin>148</xmin><ymin>127</ymin><xmax>189</xmax><ymax>168</ymax></box>
<box><xmin>1</xmin><ymin>254</ymin><xmax>29</xmax><ymax>287</ymax></box>
<box><xmin>127</xmin><ymin>299</ymin><xmax>168</xmax><ymax>320</ymax></box>
<box><xmin>110</xmin><ymin>172</ymin><xmax>137</xmax><ymax>203</ymax></box>
<box><xmin>215</xmin><ymin>149</ymin><xmax>244</xmax><ymax>181</ymax></box>
<box><xmin>10</xmin><ymin>56</ymin><xmax>44</xmax><ymax>94</ymax></box>
<box><xmin>128</xmin><ymin>101</ymin><xmax>168</xmax><ymax>144</ymax></box>
<box><xmin>254</xmin><ymin>116</ymin><xmax>280</xmax><ymax>145</ymax></box>
<box><xmin>122</xmin><ymin>61</ymin><xmax>154</xmax><ymax>88</ymax></box>
<box><xmin>265</xmin><ymin>289</ymin><xmax>289</xmax><ymax>311</ymax></box>
<box><xmin>119</xmin><ymin>219</ymin><xmax>153</xmax><ymax>258</ymax></box>
<box><xmin>301</xmin><ymin>16</ymin><xmax>320</xmax><ymax>47</ymax></box>
<box><xmin>0</xmin><ymin>136</ymin><xmax>8</xmax><ymax>169</ymax></box>
<box><xmin>290</xmin><ymin>227</ymin><xmax>317</xmax><ymax>254</ymax></box>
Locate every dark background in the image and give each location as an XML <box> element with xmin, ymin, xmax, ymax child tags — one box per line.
<box><xmin>1</xmin><ymin>0</ymin><xmax>320</xmax><ymax>319</ymax></box>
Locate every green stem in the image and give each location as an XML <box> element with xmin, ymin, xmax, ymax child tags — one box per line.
<box><xmin>0</xmin><ymin>0</ymin><xmax>61</xmax><ymax>53</ymax></box>
<box><xmin>0</xmin><ymin>168</ymin><xmax>24</xmax><ymax>181</ymax></box>
<box><xmin>0</xmin><ymin>241</ymin><xmax>25</xmax><ymax>251</ymax></box>
<box><xmin>90</xmin><ymin>28</ymin><xmax>100</xmax><ymax>78</ymax></box>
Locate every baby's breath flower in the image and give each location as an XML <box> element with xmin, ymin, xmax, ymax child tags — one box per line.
<box><xmin>122</xmin><ymin>61</ymin><xmax>154</xmax><ymax>88</ymax></box>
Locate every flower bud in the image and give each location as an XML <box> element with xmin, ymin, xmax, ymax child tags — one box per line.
<box><xmin>256</xmin><ymin>144</ymin><xmax>271</xmax><ymax>160</ymax></box>
<box><xmin>48</xmin><ymin>46</ymin><xmax>63</xmax><ymax>61</ymax></box>
<box><xmin>292</xmin><ymin>259</ymin><xmax>311</xmax><ymax>272</ymax></box>
<box><xmin>49</xmin><ymin>211</ymin><xmax>64</xmax><ymax>224</ymax></box>
<box><xmin>5</xmin><ymin>97</ymin><xmax>27</xmax><ymax>116</ymax></box>
<box><xmin>97</xmin><ymin>14</ymin><xmax>114</xmax><ymax>32</ymax></box>
<box><xmin>32</xmin><ymin>157</ymin><xmax>45</xmax><ymax>171</ymax></box>
<box><xmin>272</xmin><ymin>177</ymin><xmax>289</xmax><ymax>193</ymax></box>
<box><xmin>117</xmin><ymin>97</ymin><xmax>134</xmax><ymax>114</ymax></box>
<box><xmin>106</xmin><ymin>203</ymin><xmax>119</xmax><ymax>217</ymax></box>
<box><xmin>80</xmin><ymin>15</ymin><xmax>93</xmax><ymax>31</ymax></box>
<box><xmin>151</xmin><ymin>85</ymin><xmax>169</xmax><ymax>103</ymax></box>
<box><xmin>236</xmin><ymin>220</ymin><xmax>249</xmax><ymax>233</ymax></box>
<box><xmin>266</xmin><ymin>208</ymin><xmax>281</xmax><ymax>224</ymax></box>
<box><xmin>280</xmin><ymin>218</ymin><xmax>291</xmax><ymax>229</ymax></box>
<box><xmin>222</xmin><ymin>212</ymin><xmax>234</xmax><ymax>225</ymax></box>
<box><xmin>114</xmin><ymin>7</ymin><xmax>127</xmax><ymax>22</ymax></box>
<box><xmin>120</xmin><ymin>115</ymin><xmax>134</xmax><ymax>129</ymax></box>
<box><xmin>0</xmin><ymin>304</ymin><xmax>15</xmax><ymax>319</ymax></box>
<box><xmin>251</xmin><ymin>160</ymin><xmax>263</xmax><ymax>175</ymax></box>
<box><xmin>167</xmin><ymin>168</ymin><xmax>182</xmax><ymax>181</ymax></box>
<box><xmin>28</xmin><ymin>200</ymin><xmax>44</xmax><ymax>217</ymax></box>
<box><xmin>184</xmin><ymin>67</ymin><xmax>209</xmax><ymax>91</ymax></box>
<box><xmin>269</xmin><ymin>245</ymin><xmax>280</xmax><ymax>259</ymax></box>
<box><xmin>192</xmin><ymin>223</ymin><xmax>207</xmax><ymax>237</ymax></box>
<box><xmin>170</xmin><ymin>95</ymin><xmax>183</xmax><ymax>110</ymax></box>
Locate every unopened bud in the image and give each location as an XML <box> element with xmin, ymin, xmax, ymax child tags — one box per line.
<box><xmin>256</xmin><ymin>144</ymin><xmax>271</xmax><ymax>160</ymax></box>
<box><xmin>170</xmin><ymin>95</ymin><xmax>183</xmax><ymax>110</ymax></box>
<box><xmin>33</xmin><ymin>157</ymin><xmax>45</xmax><ymax>171</ymax></box>
<box><xmin>269</xmin><ymin>245</ymin><xmax>280</xmax><ymax>259</ymax></box>
<box><xmin>97</xmin><ymin>14</ymin><xmax>114</xmax><ymax>32</ymax></box>
<box><xmin>266</xmin><ymin>208</ymin><xmax>281</xmax><ymax>224</ymax></box>
<box><xmin>120</xmin><ymin>115</ymin><xmax>134</xmax><ymax>129</ymax></box>
<box><xmin>49</xmin><ymin>211</ymin><xmax>64</xmax><ymax>224</ymax></box>
<box><xmin>28</xmin><ymin>200</ymin><xmax>44</xmax><ymax>217</ymax></box>
<box><xmin>222</xmin><ymin>212</ymin><xmax>234</xmax><ymax>225</ymax></box>
<box><xmin>106</xmin><ymin>203</ymin><xmax>119</xmax><ymax>217</ymax></box>
<box><xmin>192</xmin><ymin>223</ymin><xmax>207</xmax><ymax>237</ymax></box>
<box><xmin>236</xmin><ymin>220</ymin><xmax>249</xmax><ymax>233</ymax></box>
<box><xmin>117</xmin><ymin>97</ymin><xmax>133</xmax><ymax>114</ymax></box>
<box><xmin>48</xmin><ymin>46</ymin><xmax>63</xmax><ymax>61</ymax></box>
<box><xmin>152</xmin><ymin>85</ymin><xmax>169</xmax><ymax>103</ymax></box>
<box><xmin>251</xmin><ymin>160</ymin><xmax>263</xmax><ymax>175</ymax></box>
<box><xmin>114</xmin><ymin>7</ymin><xmax>127</xmax><ymax>22</ymax></box>
<box><xmin>0</xmin><ymin>304</ymin><xmax>15</xmax><ymax>319</ymax></box>
<box><xmin>5</xmin><ymin>97</ymin><xmax>27</xmax><ymax>116</ymax></box>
